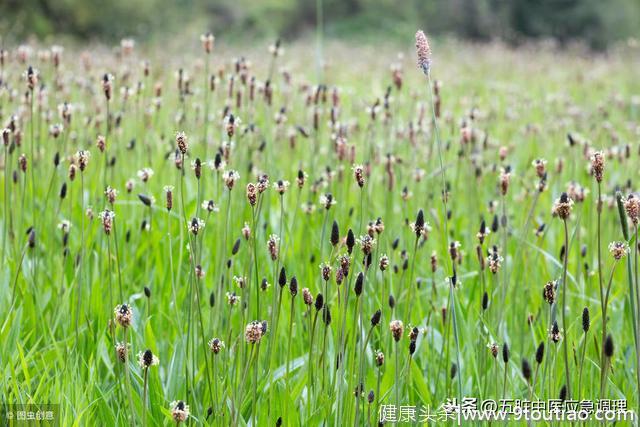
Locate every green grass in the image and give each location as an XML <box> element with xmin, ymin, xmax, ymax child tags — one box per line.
<box><xmin>1</xmin><ymin>39</ymin><xmax>640</xmax><ymax>425</ymax></box>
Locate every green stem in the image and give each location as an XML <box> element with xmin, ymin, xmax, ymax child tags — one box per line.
<box><xmin>560</xmin><ymin>219</ymin><xmax>571</xmax><ymax>397</ymax></box>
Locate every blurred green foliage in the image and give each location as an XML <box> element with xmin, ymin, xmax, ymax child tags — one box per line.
<box><xmin>1</xmin><ymin>0</ymin><xmax>639</xmax><ymax>48</ymax></box>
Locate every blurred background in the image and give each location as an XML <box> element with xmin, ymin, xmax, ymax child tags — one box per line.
<box><xmin>1</xmin><ymin>0</ymin><xmax>639</xmax><ymax>50</ymax></box>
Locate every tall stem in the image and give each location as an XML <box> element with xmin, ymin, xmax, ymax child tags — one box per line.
<box><xmin>142</xmin><ymin>368</ymin><xmax>148</xmax><ymax>427</ymax></box>
<box><xmin>561</xmin><ymin>219</ymin><xmax>571</xmax><ymax>397</ymax></box>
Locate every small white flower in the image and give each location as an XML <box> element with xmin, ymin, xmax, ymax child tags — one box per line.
<box><xmin>57</xmin><ymin>220</ymin><xmax>72</xmax><ymax>232</ymax></box>
<box><xmin>137</xmin><ymin>168</ymin><xmax>154</xmax><ymax>182</ymax></box>
<box><xmin>201</xmin><ymin>200</ymin><xmax>219</xmax><ymax>213</ymax></box>
<box><xmin>170</xmin><ymin>400</ymin><xmax>190</xmax><ymax>423</ymax></box>
<box><xmin>319</xmin><ymin>193</ymin><xmax>337</xmax><ymax>209</ymax></box>
<box><xmin>188</xmin><ymin>217</ymin><xmax>205</xmax><ymax>235</ymax></box>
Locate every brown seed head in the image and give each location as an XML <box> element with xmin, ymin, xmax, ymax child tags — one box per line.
<box><xmin>245</xmin><ymin>321</ymin><xmax>264</xmax><ymax>344</ymax></box>
<box><xmin>389</xmin><ymin>319</ymin><xmax>404</xmax><ymax>342</ymax></box>
<box><xmin>590</xmin><ymin>150</ymin><xmax>605</xmax><ymax>182</ymax></box>
<box><xmin>114</xmin><ymin>304</ymin><xmax>132</xmax><ymax>328</ymax></box>
<box><xmin>543</xmin><ymin>280</ymin><xmax>557</xmax><ymax>305</ymax></box>
<box><xmin>414</xmin><ymin>30</ymin><xmax>431</xmax><ymax>75</ymax></box>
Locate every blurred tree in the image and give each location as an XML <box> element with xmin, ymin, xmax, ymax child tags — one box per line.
<box><xmin>0</xmin><ymin>0</ymin><xmax>638</xmax><ymax>48</ymax></box>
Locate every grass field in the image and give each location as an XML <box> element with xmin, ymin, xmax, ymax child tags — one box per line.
<box><xmin>1</xmin><ymin>36</ymin><xmax>640</xmax><ymax>425</ymax></box>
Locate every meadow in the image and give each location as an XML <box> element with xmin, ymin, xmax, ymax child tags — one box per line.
<box><xmin>1</xmin><ymin>35</ymin><xmax>640</xmax><ymax>425</ymax></box>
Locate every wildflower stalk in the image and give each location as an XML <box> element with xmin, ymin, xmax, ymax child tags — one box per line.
<box><xmin>123</xmin><ymin>328</ymin><xmax>135</xmax><ymax>422</ymax></box>
<box><xmin>251</xmin><ymin>343</ymin><xmax>261</xmax><ymax>425</ymax></box>
<box><xmin>29</xmin><ymin>86</ymin><xmax>35</xmax><ymax>220</ymax></box>
<box><xmin>346</xmin><ymin>294</ymin><xmax>361</xmax><ymax>422</ymax></box>
<box><xmin>107</xmin><ymin>236</ymin><xmax>114</xmax><ymax>334</ymax></box>
<box><xmin>336</xmin><ymin>270</ymin><xmax>353</xmax><ymax>425</ymax></box>
<box><xmin>560</xmin><ymin>218</ymin><xmax>571</xmax><ymax>397</ymax></box>
<box><xmin>620</xmin><ymin>193</ymin><xmax>640</xmax><ymax>413</ymax></box>
<box><xmin>75</xmin><ymin>171</ymin><xmax>85</xmax><ymax>345</ymax></box>
<box><xmin>434</xmin><ymin>290</ymin><xmax>451</xmax><ymax>401</ymax></box>
<box><xmin>306</xmin><ymin>308</ymin><xmax>319</xmax><ymax>418</ymax></box>
<box><xmin>212</xmin><ymin>353</ymin><xmax>219</xmax><ymax>415</ymax></box>
<box><xmin>2</xmin><ymin>144</ymin><xmax>8</xmax><ymax>260</ymax></box>
<box><xmin>577</xmin><ymin>329</ymin><xmax>588</xmax><ymax>400</ymax></box>
<box><xmin>540</xmin><ymin>304</ymin><xmax>553</xmax><ymax>399</ymax></box>
<box><xmin>251</xmin><ymin>206</ymin><xmax>260</xmax><ymax>318</ymax></box>
<box><xmin>104</xmin><ymin>96</ymin><xmax>110</xmax><ymax>188</ymax></box>
<box><xmin>498</xmin><ymin>192</ymin><xmax>509</xmax><ymax>332</ymax></box>
<box><xmin>179</xmin><ymin>152</ymin><xmax>195</xmax><ymax>400</ymax></box>
<box><xmin>406</xmin><ymin>237</ymin><xmax>419</xmax><ymax>322</ymax></box>
<box><xmin>449</xmin><ymin>282</ymin><xmax>463</xmax><ymax>402</ymax></box>
<box><xmin>216</xmin><ymin>188</ymin><xmax>232</xmax><ymax>330</ymax></box>
<box><xmin>192</xmin><ymin>237</ymin><xmax>214</xmax><ymax>411</ymax></box>
<box><xmin>502</xmin><ymin>358</ymin><xmax>508</xmax><ymax>399</ymax></box>
<box><xmin>166</xmin><ymin>212</ymin><xmax>178</xmax><ymax>320</ymax></box>
<box><xmin>600</xmin><ymin>260</ymin><xmax>619</xmax><ymax>396</ymax></box>
<box><xmin>426</xmin><ymin>64</ymin><xmax>462</xmax><ymax>404</ymax></box>
<box><xmin>142</xmin><ymin>367</ymin><xmax>148</xmax><ymax>427</ymax></box>
<box><xmin>266</xmin><ymin>195</ymin><xmax>285</xmax><ymax>371</ymax></box>
<box><xmin>395</xmin><ymin>341</ymin><xmax>400</xmax><ymax>414</ymax></box>
<box><xmin>375</xmin><ymin>362</ymin><xmax>382</xmax><ymax>419</ymax></box>
<box><xmin>112</xmin><ymin>219</ymin><xmax>124</xmax><ymax>301</ymax></box>
<box><xmin>596</xmin><ymin>182</ymin><xmax>605</xmax><ymax>330</ymax></box>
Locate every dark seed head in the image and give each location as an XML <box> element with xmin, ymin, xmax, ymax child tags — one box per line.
<box><xmin>209</xmin><ymin>291</ymin><xmax>215</xmax><ymax>307</ymax></box>
<box><xmin>409</xmin><ymin>340</ymin><xmax>416</xmax><ymax>355</ymax></box>
<box><xmin>322</xmin><ymin>305</ymin><xmax>331</xmax><ymax>325</ymax></box>
<box><xmin>370</xmin><ymin>309</ymin><xmax>381</xmax><ymax>326</ymax></box>
<box><xmin>491</xmin><ymin>214</ymin><xmax>499</xmax><ymax>232</ymax></box>
<box><xmin>28</xmin><ymin>229</ymin><xmax>36</xmax><ymax>248</ymax></box>
<box><xmin>502</xmin><ymin>342</ymin><xmax>510</xmax><ymax>364</ymax></box>
<box><xmin>604</xmin><ymin>334</ymin><xmax>614</xmax><ymax>358</ymax></box>
<box><xmin>582</xmin><ymin>307</ymin><xmax>590</xmax><ymax>333</ymax></box>
<box><xmin>138</xmin><ymin>194</ymin><xmax>152</xmax><ymax>207</ymax></box>
<box><xmin>482</xmin><ymin>292</ymin><xmax>488</xmax><ymax>311</ymax></box>
<box><xmin>535</xmin><ymin>342</ymin><xmax>545</xmax><ymax>364</ymax></box>
<box><xmin>278</xmin><ymin>267</ymin><xmax>287</xmax><ymax>287</ymax></box>
<box><xmin>330</xmin><ymin>220</ymin><xmax>340</xmax><ymax>246</ymax></box>
<box><xmin>144</xmin><ymin>286</ymin><xmax>151</xmax><ymax>298</ymax></box>
<box><xmin>559</xmin><ymin>192</ymin><xmax>569</xmax><ymax>204</ymax></box>
<box><xmin>60</xmin><ymin>182</ymin><xmax>67</xmax><ymax>199</ymax></box>
<box><xmin>346</xmin><ymin>229</ymin><xmax>355</xmax><ymax>254</ymax></box>
<box><xmin>409</xmin><ymin>327</ymin><xmax>419</xmax><ymax>341</ymax></box>
<box><xmin>142</xmin><ymin>349</ymin><xmax>153</xmax><ymax>367</ymax></box>
<box><xmin>522</xmin><ymin>358</ymin><xmax>531</xmax><ymax>381</ymax></box>
<box><xmin>388</xmin><ymin>294</ymin><xmax>395</xmax><ymax>309</ymax></box>
<box><xmin>354</xmin><ymin>272</ymin><xmax>364</xmax><ymax>296</ymax></box>
<box><xmin>414</xmin><ymin>209</ymin><xmax>424</xmax><ymax>238</ymax></box>
<box><xmin>559</xmin><ymin>384</ymin><xmax>567</xmax><ymax>401</ymax></box>
<box><xmin>289</xmin><ymin>276</ymin><xmax>298</xmax><ymax>297</ymax></box>
<box><xmin>315</xmin><ymin>293</ymin><xmax>324</xmax><ymax>311</ymax></box>
<box><xmin>232</xmin><ymin>238</ymin><xmax>241</xmax><ymax>255</ymax></box>
<box><xmin>450</xmin><ymin>362</ymin><xmax>457</xmax><ymax>379</ymax></box>
<box><xmin>367</xmin><ymin>390</ymin><xmax>374</xmax><ymax>404</ymax></box>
